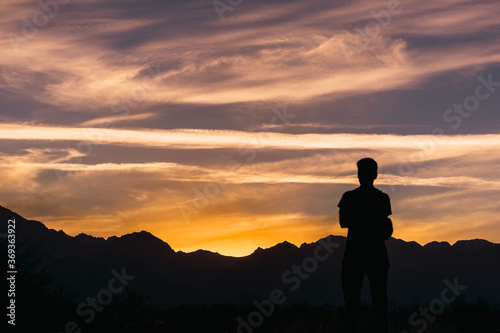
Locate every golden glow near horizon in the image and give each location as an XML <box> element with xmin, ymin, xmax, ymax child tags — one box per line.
<box><xmin>1</xmin><ymin>0</ymin><xmax>500</xmax><ymax>256</ymax></box>
<box><xmin>2</xmin><ymin>125</ymin><xmax>500</xmax><ymax>256</ymax></box>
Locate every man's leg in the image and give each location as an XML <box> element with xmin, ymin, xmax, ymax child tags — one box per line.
<box><xmin>367</xmin><ymin>255</ymin><xmax>389</xmax><ymax>333</ymax></box>
<box><xmin>342</xmin><ymin>259</ymin><xmax>364</xmax><ymax>333</ymax></box>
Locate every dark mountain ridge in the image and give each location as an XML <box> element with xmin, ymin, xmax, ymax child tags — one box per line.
<box><xmin>1</xmin><ymin>204</ymin><xmax>499</xmax><ymax>311</ymax></box>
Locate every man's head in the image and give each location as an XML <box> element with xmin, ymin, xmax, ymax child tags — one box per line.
<box><xmin>357</xmin><ymin>158</ymin><xmax>378</xmax><ymax>186</ymax></box>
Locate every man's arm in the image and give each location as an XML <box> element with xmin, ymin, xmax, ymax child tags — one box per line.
<box><xmin>379</xmin><ymin>193</ymin><xmax>393</xmax><ymax>240</ymax></box>
<box><xmin>339</xmin><ymin>207</ymin><xmax>354</xmax><ymax>228</ymax></box>
<box><xmin>338</xmin><ymin>192</ymin><xmax>354</xmax><ymax>228</ymax></box>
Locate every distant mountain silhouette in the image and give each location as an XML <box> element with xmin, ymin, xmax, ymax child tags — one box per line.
<box><xmin>1</xmin><ymin>205</ymin><xmax>500</xmax><ymax>311</ymax></box>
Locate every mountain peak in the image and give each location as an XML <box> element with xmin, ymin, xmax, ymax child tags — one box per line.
<box><xmin>75</xmin><ymin>233</ymin><xmax>105</xmax><ymax>243</ymax></box>
<box><xmin>249</xmin><ymin>241</ymin><xmax>297</xmax><ymax>257</ymax></box>
<box><xmin>423</xmin><ymin>241</ymin><xmax>451</xmax><ymax>251</ymax></box>
<box><xmin>107</xmin><ymin>230</ymin><xmax>174</xmax><ymax>253</ymax></box>
<box><xmin>117</xmin><ymin>230</ymin><xmax>157</xmax><ymax>240</ymax></box>
<box><xmin>266</xmin><ymin>240</ymin><xmax>298</xmax><ymax>253</ymax></box>
<box><xmin>0</xmin><ymin>204</ymin><xmax>48</xmax><ymax>235</ymax></box>
<box><xmin>452</xmin><ymin>239</ymin><xmax>496</xmax><ymax>251</ymax></box>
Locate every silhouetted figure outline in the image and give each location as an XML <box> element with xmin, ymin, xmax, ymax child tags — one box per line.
<box><xmin>338</xmin><ymin>158</ymin><xmax>393</xmax><ymax>333</ymax></box>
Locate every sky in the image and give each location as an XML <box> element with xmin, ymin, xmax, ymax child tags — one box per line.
<box><xmin>1</xmin><ymin>0</ymin><xmax>499</xmax><ymax>256</ymax></box>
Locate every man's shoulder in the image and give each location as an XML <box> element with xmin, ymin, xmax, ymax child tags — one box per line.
<box><xmin>338</xmin><ymin>189</ymin><xmax>356</xmax><ymax>207</ymax></box>
<box><xmin>341</xmin><ymin>187</ymin><xmax>360</xmax><ymax>199</ymax></box>
<box><xmin>374</xmin><ymin>187</ymin><xmax>389</xmax><ymax>197</ymax></box>
<box><xmin>351</xmin><ymin>186</ymin><xmax>389</xmax><ymax>198</ymax></box>
<box><xmin>339</xmin><ymin>187</ymin><xmax>362</xmax><ymax>204</ymax></box>
<box><xmin>373</xmin><ymin>188</ymin><xmax>390</xmax><ymax>203</ymax></box>
<box><xmin>343</xmin><ymin>188</ymin><xmax>357</xmax><ymax>196</ymax></box>
<box><xmin>340</xmin><ymin>186</ymin><xmax>390</xmax><ymax>200</ymax></box>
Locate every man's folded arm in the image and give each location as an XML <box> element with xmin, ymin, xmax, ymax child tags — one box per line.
<box><xmin>338</xmin><ymin>192</ymin><xmax>352</xmax><ymax>228</ymax></box>
<box><xmin>382</xmin><ymin>217</ymin><xmax>393</xmax><ymax>240</ymax></box>
<box><xmin>339</xmin><ymin>207</ymin><xmax>354</xmax><ymax>228</ymax></box>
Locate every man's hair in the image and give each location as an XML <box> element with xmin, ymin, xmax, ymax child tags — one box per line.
<box><xmin>357</xmin><ymin>158</ymin><xmax>378</xmax><ymax>175</ymax></box>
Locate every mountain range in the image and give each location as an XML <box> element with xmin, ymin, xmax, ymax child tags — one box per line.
<box><xmin>1</xmin><ymin>204</ymin><xmax>499</xmax><ymax>311</ymax></box>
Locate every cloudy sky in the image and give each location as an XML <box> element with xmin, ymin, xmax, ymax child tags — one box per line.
<box><xmin>1</xmin><ymin>0</ymin><xmax>499</xmax><ymax>256</ymax></box>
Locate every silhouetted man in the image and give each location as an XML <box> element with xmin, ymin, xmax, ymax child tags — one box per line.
<box><xmin>338</xmin><ymin>158</ymin><xmax>393</xmax><ymax>333</ymax></box>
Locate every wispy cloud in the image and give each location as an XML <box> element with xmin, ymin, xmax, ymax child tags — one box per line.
<box><xmin>1</xmin><ymin>123</ymin><xmax>500</xmax><ymax>150</ymax></box>
<box><xmin>79</xmin><ymin>112</ymin><xmax>158</xmax><ymax>127</ymax></box>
